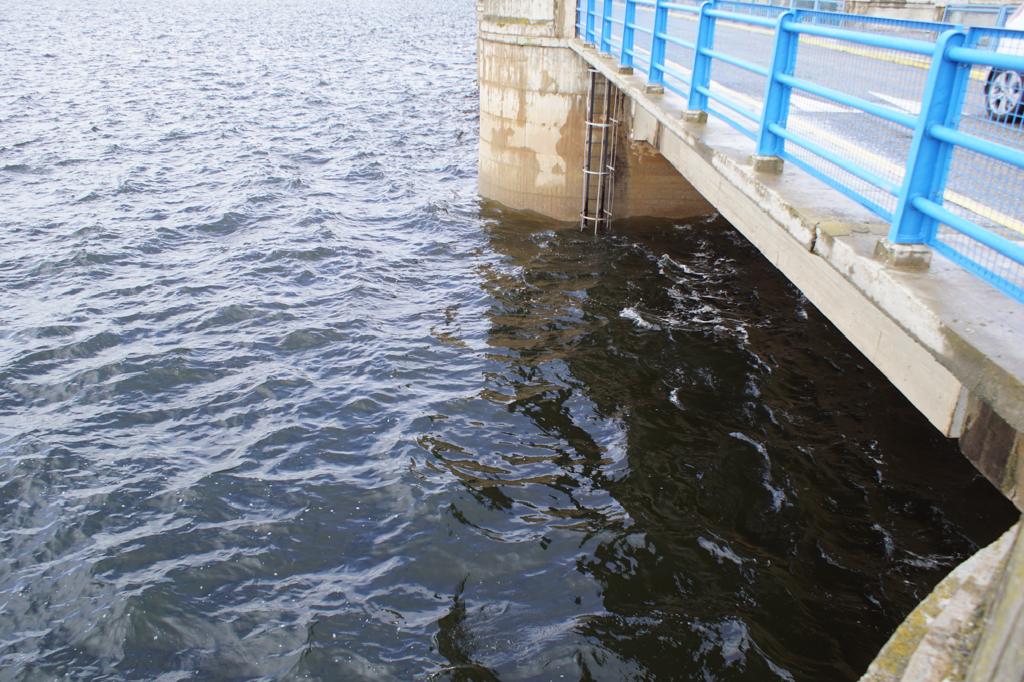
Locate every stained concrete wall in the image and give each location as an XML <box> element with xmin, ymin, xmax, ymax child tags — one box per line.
<box><xmin>477</xmin><ymin>1</ymin><xmax>711</xmax><ymax>223</ymax></box>
<box><xmin>477</xmin><ymin>0</ymin><xmax>587</xmax><ymax>221</ymax></box>
<box><xmin>845</xmin><ymin>0</ymin><xmax>949</xmax><ymax>21</ymax></box>
<box><xmin>960</xmin><ymin>398</ymin><xmax>1024</xmax><ymax>511</ymax></box>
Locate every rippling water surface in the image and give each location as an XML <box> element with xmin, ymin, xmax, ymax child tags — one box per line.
<box><xmin>0</xmin><ymin>1</ymin><xmax>1018</xmax><ymax>679</ymax></box>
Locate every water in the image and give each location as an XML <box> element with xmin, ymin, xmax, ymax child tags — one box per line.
<box><xmin>0</xmin><ymin>1</ymin><xmax>1017</xmax><ymax>679</ymax></box>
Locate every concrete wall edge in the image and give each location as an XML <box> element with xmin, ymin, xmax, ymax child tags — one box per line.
<box><xmin>478</xmin><ymin>32</ymin><xmax>570</xmax><ymax>48</ymax></box>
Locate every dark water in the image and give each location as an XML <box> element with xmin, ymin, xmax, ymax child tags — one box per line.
<box><xmin>0</xmin><ymin>0</ymin><xmax>1017</xmax><ymax>680</ymax></box>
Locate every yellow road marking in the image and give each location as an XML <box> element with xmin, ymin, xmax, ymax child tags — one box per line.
<box><xmin>654</xmin><ymin>8</ymin><xmax>989</xmax><ymax>80</ymax></box>
<box><xmin>946</xmin><ymin>195</ymin><xmax>1024</xmax><ymax>234</ymax></box>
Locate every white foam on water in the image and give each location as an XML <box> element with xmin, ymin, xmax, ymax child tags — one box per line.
<box><xmin>619</xmin><ymin>306</ymin><xmax>662</xmax><ymax>331</ymax></box>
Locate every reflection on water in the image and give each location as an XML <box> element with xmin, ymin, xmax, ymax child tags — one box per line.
<box><xmin>0</xmin><ymin>0</ymin><xmax>1017</xmax><ymax>679</ymax></box>
<box><xmin>471</xmin><ymin>213</ymin><xmax>1016</xmax><ymax>680</ymax></box>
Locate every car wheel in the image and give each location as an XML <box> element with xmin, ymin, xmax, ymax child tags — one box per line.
<box><xmin>985</xmin><ymin>69</ymin><xmax>1024</xmax><ymax>122</ymax></box>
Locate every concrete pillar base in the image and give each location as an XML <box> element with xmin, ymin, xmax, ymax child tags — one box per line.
<box><xmin>617</xmin><ymin>66</ymin><xmax>634</xmax><ymax>75</ymax></box>
<box><xmin>478</xmin><ymin>1</ymin><xmax>710</xmax><ymax>223</ymax></box>
<box><xmin>751</xmin><ymin>155</ymin><xmax>784</xmax><ymax>174</ymax></box>
<box><xmin>874</xmin><ymin>239</ymin><xmax>933</xmax><ymax>271</ymax></box>
<box><xmin>478</xmin><ymin>0</ymin><xmax>589</xmax><ymax>222</ymax></box>
<box><xmin>645</xmin><ymin>84</ymin><xmax>665</xmax><ymax>94</ymax></box>
<box><xmin>681</xmin><ymin>110</ymin><xmax>707</xmax><ymax>123</ymax></box>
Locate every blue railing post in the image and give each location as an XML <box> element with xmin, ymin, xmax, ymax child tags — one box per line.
<box><xmin>756</xmin><ymin>10</ymin><xmax>799</xmax><ymax>160</ymax></box>
<box><xmin>621</xmin><ymin>0</ymin><xmax>637</xmax><ymax>67</ymax></box>
<box><xmin>601</xmin><ymin>0</ymin><xmax>614</xmax><ymax>53</ymax></box>
<box><xmin>648</xmin><ymin>0</ymin><xmax>670</xmax><ymax>86</ymax></box>
<box><xmin>687</xmin><ymin>1</ymin><xmax>716</xmax><ymax>112</ymax></box>
<box><xmin>998</xmin><ymin>4</ymin><xmax>1011</xmax><ymax>26</ymax></box>
<box><xmin>889</xmin><ymin>29</ymin><xmax>969</xmax><ymax>245</ymax></box>
<box><xmin>586</xmin><ymin>0</ymin><xmax>597</xmax><ymax>44</ymax></box>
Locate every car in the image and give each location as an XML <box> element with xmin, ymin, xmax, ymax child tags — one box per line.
<box><xmin>985</xmin><ymin>3</ymin><xmax>1024</xmax><ymax>121</ymax></box>
<box><xmin>986</xmin><ymin>68</ymin><xmax>1022</xmax><ymax>121</ymax></box>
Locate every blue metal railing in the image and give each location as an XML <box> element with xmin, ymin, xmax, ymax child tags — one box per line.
<box><xmin>575</xmin><ymin>0</ymin><xmax>1024</xmax><ymax>303</ymax></box>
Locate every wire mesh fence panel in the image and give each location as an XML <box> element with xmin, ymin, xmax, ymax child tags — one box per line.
<box><xmin>630</xmin><ymin>2</ymin><xmax>658</xmax><ymax>72</ymax></box>
<box><xmin>793</xmin><ymin>10</ymin><xmax>953</xmax><ymax>38</ymax></box>
<box><xmin>782</xmin><ymin>96</ymin><xmax>904</xmax><ymax>216</ymax></box>
<box><xmin>601</xmin><ymin>0</ymin><xmax>626</xmax><ymax>55</ymax></box>
<box><xmin>805</xmin><ymin>0</ymin><xmax>845</xmax><ymax>11</ymax></box>
<box><xmin>781</xmin><ymin>12</ymin><xmax>946</xmax><ymax>217</ymax></box>
<box><xmin>703</xmin><ymin>2</ymin><xmax>784</xmax><ymax>138</ymax></box>
<box><xmin>754</xmin><ymin>0</ymin><xmax>847</xmax><ymax>9</ymax></box>
<box><xmin>931</xmin><ymin>26</ymin><xmax>1024</xmax><ymax>300</ymax></box>
<box><xmin>716</xmin><ymin>0</ymin><xmax>789</xmax><ymax>18</ymax></box>
<box><xmin>659</xmin><ymin>2</ymin><xmax>702</xmax><ymax>99</ymax></box>
<box><xmin>706</xmin><ymin>57</ymin><xmax>769</xmax><ymax>136</ymax></box>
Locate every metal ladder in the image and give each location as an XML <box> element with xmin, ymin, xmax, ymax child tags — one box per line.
<box><xmin>580</xmin><ymin>68</ymin><xmax>624</xmax><ymax>233</ymax></box>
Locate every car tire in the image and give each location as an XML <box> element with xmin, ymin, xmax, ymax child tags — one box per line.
<box><xmin>985</xmin><ymin>69</ymin><xmax>1024</xmax><ymax>122</ymax></box>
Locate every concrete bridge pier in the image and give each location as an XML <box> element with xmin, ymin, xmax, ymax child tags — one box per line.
<box><xmin>477</xmin><ymin>0</ymin><xmax>709</xmax><ymax>222</ymax></box>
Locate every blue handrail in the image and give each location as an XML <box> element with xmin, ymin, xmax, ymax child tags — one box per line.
<box><xmin>578</xmin><ymin>0</ymin><xmax>1024</xmax><ymax>303</ymax></box>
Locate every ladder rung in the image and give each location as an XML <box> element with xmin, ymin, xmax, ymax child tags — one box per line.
<box><xmin>580</xmin><ymin>72</ymin><xmax>623</xmax><ymax>233</ymax></box>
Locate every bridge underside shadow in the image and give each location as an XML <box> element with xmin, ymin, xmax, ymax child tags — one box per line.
<box><xmin>572</xmin><ymin>43</ymin><xmax>1024</xmax><ymax>510</ymax></box>
<box><xmin>476</xmin><ymin>0</ymin><xmax>1024</xmax><ymax>509</ymax></box>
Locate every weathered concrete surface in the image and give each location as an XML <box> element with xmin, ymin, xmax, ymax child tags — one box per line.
<box><xmin>961</xmin><ymin>399</ymin><xmax>1024</xmax><ymax>511</ymax></box>
<box><xmin>477</xmin><ymin>2</ymin><xmax>710</xmax><ymax>222</ymax></box>
<box><xmin>477</xmin><ymin>0</ymin><xmax>587</xmax><ymax>222</ymax></box>
<box><xmin>846</xmin><ymin>0</ymin><xmax>1017</xmax><ymax>23</ymax></box>
<box><xmin>572</xmin><ymin>41</ymin><xmax>1024</xmax><ymax>508</ymax></box>
<box><xmin>846</xmin><ymin>0</ymin><xmax>948</xmax><ymax>22</ymax></box>
<box><xmin>860</xmin><ymin>520</ymin><xmax>1023</xmax><ymax>682</ymax></box>
<box><xmin>967</xmin><ymin>518</ymin><xmax>1024</xmax><ymax>681</ymax></box>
